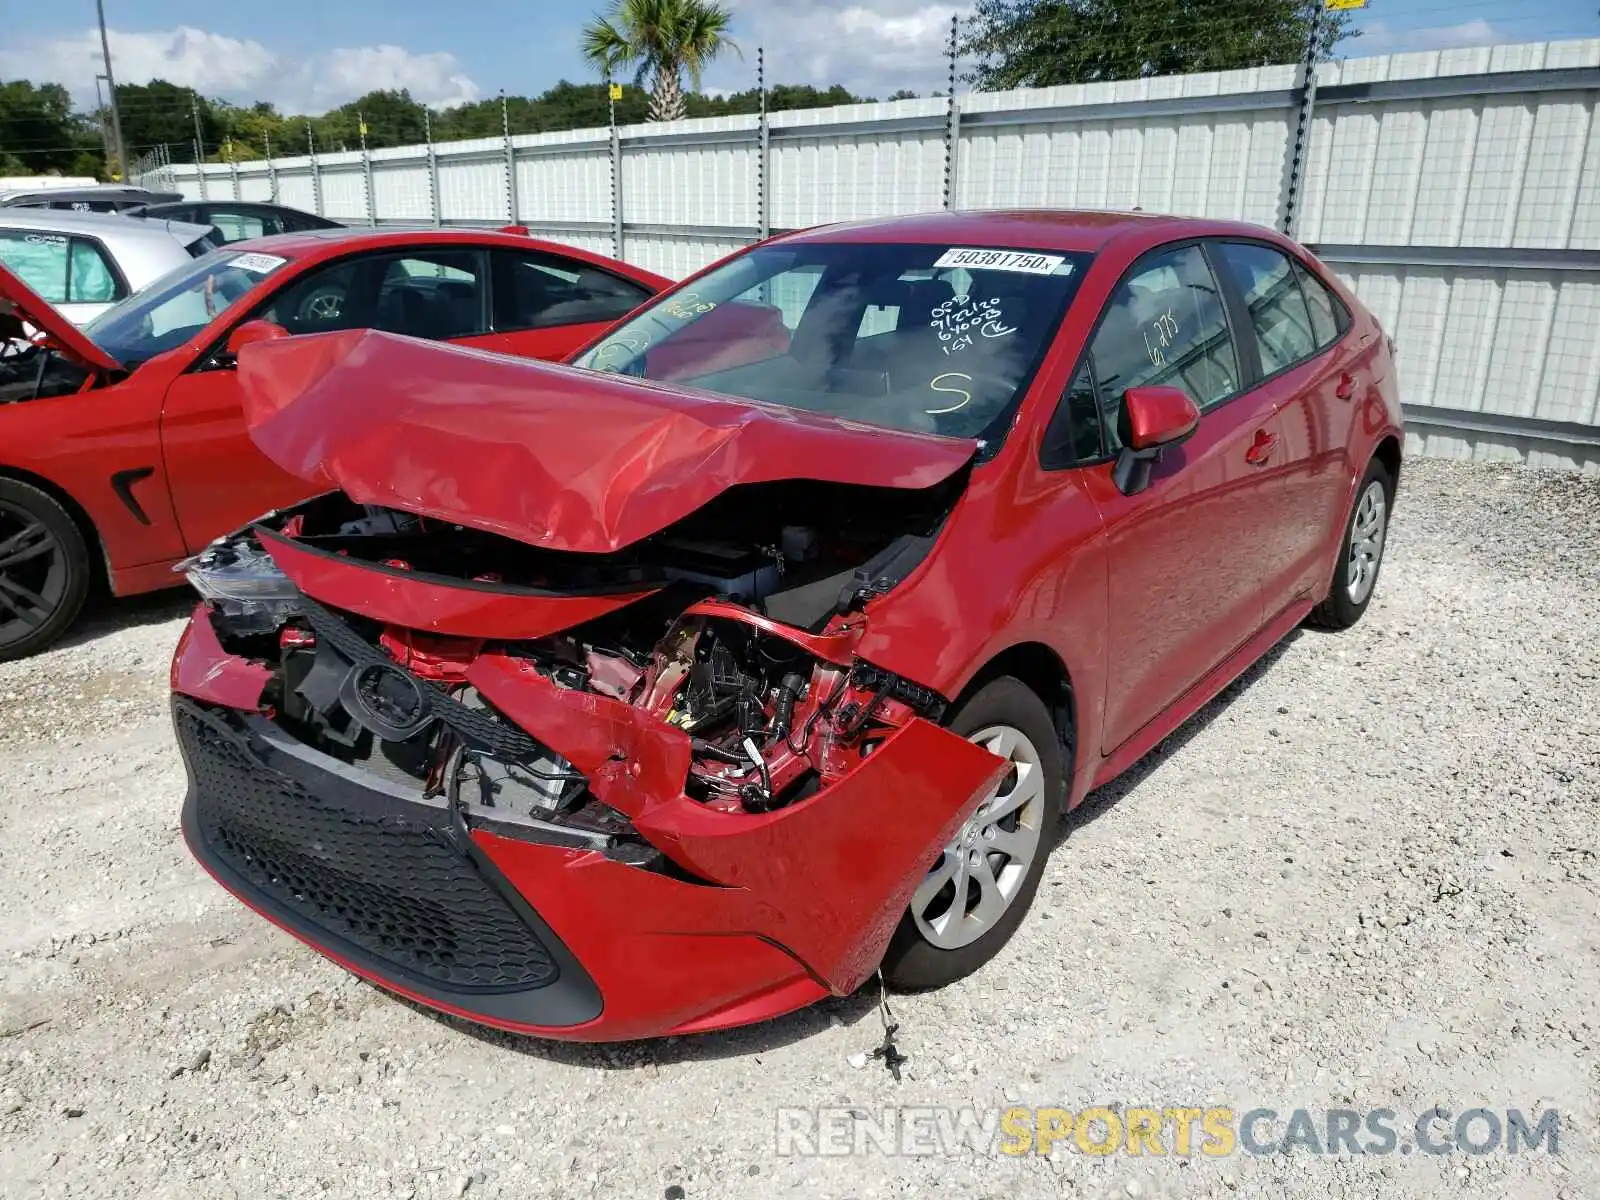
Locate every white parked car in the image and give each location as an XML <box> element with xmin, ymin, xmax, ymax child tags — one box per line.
<box><xmin>0</xmin><ymin>208</ymin><xmax>218</xmax><ymax>325</ymax></box>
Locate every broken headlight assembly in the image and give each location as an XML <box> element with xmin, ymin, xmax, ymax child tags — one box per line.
<box><xmin>177</xmin><ymin>537</ymin><xmax>299</xmax><ymax>633</ymax></box>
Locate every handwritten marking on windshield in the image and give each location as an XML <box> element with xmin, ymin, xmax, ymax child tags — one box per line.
<box><xmin>926</xmin><ymin>371</ymin><xmax>973</xmax><ymax>414</ymax></box>
<box><xmin>661</xmin><ymin>292</ymin><xmax>715</xmax><ymax>321</ymax></box>
<box><xmin>594</xmin><ymin>333</ymin><xmax>650</xmax><ymax>368</ymax></box>
<box><xmin>932</xmin><ymin>295</ymin><xmax>1016</xmax><ymax>356</ymax></box>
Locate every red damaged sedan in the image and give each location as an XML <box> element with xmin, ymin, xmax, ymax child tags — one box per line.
<box><xmin>171</xmin><ymin>211</ymin><xmax>1403</xmax><ymax>1041</ymax></box>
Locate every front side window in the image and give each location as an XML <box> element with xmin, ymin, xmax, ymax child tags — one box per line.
<box><xmin>1089</xmin><ymin>243</ymin><xmax>1240</xmax><ymax>422</ymax></box>
<box><xmin>493</xmin><ymin>250</ymin><xmax>652</xmax><ymax>331</ymax></box>
<box><xmin>574</xmin><ymin>241</ymin><xmax>1090</xmax><ymax>445</ymax></box>
<box><xmin>0</xmin><ymin>230</ymin><xmax>69</xmax><ymax>303</ymax></box>
<box><xmin>1214</xmin><ymin>241</ymin><xmax>1317</xmax><ymax>375</ymax></box>
<box><xmin>257</xmin><ymin>250</ymin><xmax>489</xmax><ymax>340</ymax></box>
<box><xmin>84</xmin><ymin>249</ymin><xmax>292</xmax><ymax>365</ymax></box>
<box><xmin>375</xmin><ymin>252</ymin><xmax>488</xmax><ymax>338</ymax></box>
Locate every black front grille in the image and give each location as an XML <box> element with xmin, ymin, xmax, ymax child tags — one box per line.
<box><xmin>176</xmin><ymin>700</ymin><xmax>558</xmax><ymax>992</ymax></box>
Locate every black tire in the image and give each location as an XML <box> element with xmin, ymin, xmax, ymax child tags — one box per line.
<box><xmin>0</xmin><ymin>479</ymin><xmax>92</xmax><ymax>662</ymax></box>
<box><xmin>880</xmin><ymin>676</ymin><xmax>1067</xmax><ymax>992</ymax></box>
<box><xmin>1307</xmin><ymin>456</ymin><xmax>1395</xmax><ymax>632</ymax></box>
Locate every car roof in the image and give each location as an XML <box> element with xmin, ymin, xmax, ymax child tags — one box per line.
<box><xmin>0</xmin><ymin>206</ymin><xmax>213</xmax><ymax>242</ymax></box>
<box><xmin>772</xmin><ymin>209</ymin><xmax>1284</xmax><ymax>253</ymax></box>
<box><xmin>229</xmin><ymin>225</ymin><xmax>603</xmax><ymax>257</ymax></box>
<box><xmin>138</xmin><ymin>199</ymin><xmax>322</xmax><ymax>215</ymax></box>
<box><xmin>0</xmin><ymin>185</ymin><xmax>178</xmax><ymax>204</ymax></box>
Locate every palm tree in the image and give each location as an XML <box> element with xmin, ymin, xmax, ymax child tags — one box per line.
<box><xmin>581</xmin><ymin>0</ymin><xmax>737</xmax><ymax>123</ymax></box>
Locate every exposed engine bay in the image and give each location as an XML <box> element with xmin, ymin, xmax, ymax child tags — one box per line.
<box><xmin>185</xmin><ymin>474</ymin><xmax>964</xmax><ymax>861</ymax></box>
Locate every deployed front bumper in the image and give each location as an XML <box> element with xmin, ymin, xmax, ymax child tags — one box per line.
<box><xmin>175</xmin><ymin>694</ymin><xmax>829</xmax><ymax>1041</ymax></box>
<box><xmin>172</xmin><ymin>604</ymin><xmax>1006</xmax><ymax>1042</ymax></box>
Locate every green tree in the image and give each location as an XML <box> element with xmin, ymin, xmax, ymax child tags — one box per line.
<box><xmin>962</xmin><ymin>0</ymin><xmax>1354</xmax><ymax>90</ymax></box>
<box><xmin>115</xmin><ymin>79</ymin><xmax>226</xmax><ymax>164</ymax></box>
<box><xmin>581</xmin><ymin>0</ymin><xmax>737</xmax><ymax>122</ymax></box>
<box><xmin>0</xmin><ymin>80</ymin><xmax>101</xmax><ymax>175</ymax></box>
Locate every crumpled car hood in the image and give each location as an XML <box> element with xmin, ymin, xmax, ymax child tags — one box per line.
<box><xmin>236</xmin><ymin>328</ymin><xmax>977</xmax><ymax>554</ymax></box>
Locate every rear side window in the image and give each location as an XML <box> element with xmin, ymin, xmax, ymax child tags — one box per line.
<box><xmin>0</xmin><ymin>230</ymin><xmax>69</xmax><ymax>302</ymax></box>
<box><xmin>1089</xmin><ymin>242</ymin><xmax>1240</xmax><ymax>416</ymax></box>
<box><xmin>208</xmin><ymin>210</ymin><xmax>281</xmax><ymax>243</ymax></box>
<box><xmin>1293</xmin><ymin>259</ymin><xmax>1347</xmax><ymax>348</ymax></box>
<box><xmin>1214</xmin><ymin>242</ymin><xmax>1317</xmax><ymax>376</ymax></box>
<box><xmin>492</xmin><ymin>249</ymin><xmax>652</xmax><ymax>331</ymax></box>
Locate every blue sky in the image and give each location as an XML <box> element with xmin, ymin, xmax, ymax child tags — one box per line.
<box><xmin>2</xmin><ymin>0</ymin><xmax>1595</xmax><ymax>113</ymax></box>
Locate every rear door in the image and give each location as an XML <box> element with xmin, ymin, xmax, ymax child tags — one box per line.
<box><xmin>1210</xmin><ymin>240</ymin><xmax>1361</xmax><ymax>609</ymax></box>
<box><xmin>1073</xmin><ymin>241</ymin><xmax>1286</xmax><ymax>754</ymax></box>
<box><xmin>488</xmin><ymin>248</ymin><xmax>656</xmax><ymax>361</ymax></box>
<box><xmin>0</xmin><ymin>229</ymin><xmax>127</xmax><ymax>326</ymax></box>
<box><xmin>160</xmin><ymin>246</ymin><xmax>496</xmax><ymax>550</ymax></box>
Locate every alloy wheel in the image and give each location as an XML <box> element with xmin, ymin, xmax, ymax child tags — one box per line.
<box><xmin>911</xmin><ymin>723</ymin><xmax>1046</xmax><ymax>951</ymax></box>
<box><xmin>0</xmin><ymin>500</ymin><xmax>68</xmax><ymax>652</ymax></box>
<box><xmin>1346</xmin><ymin>479</ymin><xmax>1388</xmax><ymax>605</ymax></box>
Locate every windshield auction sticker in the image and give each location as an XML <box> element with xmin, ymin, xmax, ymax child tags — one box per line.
<box><xmin>933</xmin><ymin>248</ymin><xmax>1068</xmax><ymax>274</ymax></box>
<box><xmin>227</xmin><ymin>252</ymin><xmax>289</xmax><ymax>275</ymax></box>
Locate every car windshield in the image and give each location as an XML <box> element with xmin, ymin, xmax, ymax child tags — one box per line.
<box><xmin>84</xmin><ymin>248</ymin><xmax>293</xmax><ymax>366</ymax></box>
<box><xmin>571</xmin><ymin>241</ymin><xmax>1090</xmax><ymax>447</ymax></box>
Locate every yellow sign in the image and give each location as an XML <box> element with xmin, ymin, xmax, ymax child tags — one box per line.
<box><xmin>1325</xmin><ymin>0</ymin><xmax>1367</xmax><ymax>9</ymax></box>
<box><xmin>608</xmin><ymin>83</ymin><xmax>623</xmax><ymax>101</ymax></box>
<box><xmin>358</xmin><ymin>120</ymin><xmax>369</xmax><ymax>136</ymax></box>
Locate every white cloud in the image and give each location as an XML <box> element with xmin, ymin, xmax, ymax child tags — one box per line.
<box><xmin>0</xmin><ymin>26</ymin><xmax>481</xmax><ymax>113</ymax></box>
<box><xmin>1348</xmin><ymin>19</ymin><xmax>1503</xmax><ymax>57</ymax></box>
<box><xmin>703</xmin><ymin>1</ymin><xmax>970</xmax><ymax>98</ymax></box>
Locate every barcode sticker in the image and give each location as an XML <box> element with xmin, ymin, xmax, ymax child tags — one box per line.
<box><xmin>932</xmin><ymin>248</ymin><xmax>1068</xmax><ymax>275</ymax></box>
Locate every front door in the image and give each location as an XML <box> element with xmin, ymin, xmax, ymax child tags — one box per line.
<box><xmin>160</xmin><ymin>247</ymin><xmax>496</xmax><ymax>551</ymax></box>
<box><xmin>1075</xmin><ymin>242</ymin><xmax>1285</xmax><ymax>754</ymax></box>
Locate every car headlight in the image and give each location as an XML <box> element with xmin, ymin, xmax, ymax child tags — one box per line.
<box><xmin>176</xmin><ymin>538</ymin><xmax>299</xmax><ymax>632</ymax></box>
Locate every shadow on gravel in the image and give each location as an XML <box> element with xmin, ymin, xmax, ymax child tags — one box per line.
<box><xmin>396</xmin><ymin>631</ymin><xmax>1304</xmax><ymax>1069</ymax></box>
<box><xmin>54</xmin><ymin>588</ymin><xmax>194</xmax><ymax>653</ymax></box>
<box><xmin>389</xmin><ymin>985</ymin><xmax>884</xmax><ymax>1069</ymax></box>
<box><xmin>1055</xmin><ymin>630</ymin><xmax>1300</xmax><ymax>847</ymax></box>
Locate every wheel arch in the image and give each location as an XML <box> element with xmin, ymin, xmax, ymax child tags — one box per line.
<box><xmin>1373</xmin><ymin>433</ymin><xmax>1402</xmax><ymax>490</ymax></box>
<box><xmin>0</xmin><ymin>464</ymin><xmax>108</xmax><ymax>591</ymax></box>
<box><xmin>951</xmin><ymin>641</ymin><xmax>1077</xmax><ymax>775</ymax></box>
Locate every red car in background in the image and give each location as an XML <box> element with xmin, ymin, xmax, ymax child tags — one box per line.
<box><xmin>0</xmin><ymin>228</ymin><xmax>668</xmax><ymax>659</ymax></box>
<box><xmin>172</xmin><ymin>210</ymin><xmax>1403</xmax><ymax>1042</ymax></box>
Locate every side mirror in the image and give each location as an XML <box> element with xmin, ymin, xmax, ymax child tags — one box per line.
<box><xmin>1112</xmin><ymin>385</ymin><xmax>1200</xmax><ymax>495</ymax></box>
<box><xmin>227</xmin><ymin>320</ymin><xmax>290</xmax><ymax>358</ymax></box>
<box><xmin>211</xmin><ymin>319</ymin><xmax>289</xmax><ymax>371</ymax></box>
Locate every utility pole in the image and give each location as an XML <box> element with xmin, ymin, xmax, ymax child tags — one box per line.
<box><xmin>191</xmin><ymin>90</ymin><xmax>208</xmax><ymax>198</ymax></box>
<box><xmin>95</xmin><ymin>0</ymin><xmax>128</xmax><ymax>180</ymax></box>
<box><xmin>92</xmin><ymin>75</ymin><xmax>113</xmax><ymax>168</ymax></box>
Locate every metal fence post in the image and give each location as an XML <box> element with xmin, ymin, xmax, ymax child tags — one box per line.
<box><xmin>264</xmin><ymin>134</ymin><xmax>278</xmax><ymax>202</ymax></box>
<box><xmin>1280</xmin><ymin>3</ymin><xmax>1324</xmax><ymax>235</ymax></box>
<box><xmin>191</xmin><ymin>91</ymin><xmax>209</xmax><ymax>200</ymax></box>
<box><xmin>757</xmin><ymin>47</ymin><xmax>770</xmax><ymax>239</ymax></box>
<box><xmin>609</xmin><ymin>83</ymin><xmax>624</xmax><ymax>259</ymax></box>
<box><xmin>360</xmin><ymin>111</ymin><xmax>376</xmax><ymax>226</ymax></box>
<box><xmin>943</xmin><ymin>15</ymin><xmax>962</xmax><ymax>210</ymax></box>
<box><xmin>424</xmin><ymin>107</ymin><xmax>441</xmax><ymax>226</ymax></box>
<box><xmin>228</xmin><ymin>144</ymin><xmax>240</xmax><ymax>200</ymax></box>
<box><xmin>502</xmin><ymin>91</ymin><xmax>520</xmax><ymax>223</ymax></box>
<box><xmin>306</xmin><ymin>121</ymin><xmax>324</xmax><ymax>216</ymax></box>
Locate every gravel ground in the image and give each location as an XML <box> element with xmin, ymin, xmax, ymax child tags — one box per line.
<box><xmin>1</xmin><ymin>457</ymin><xmax>1597</xmax><ymax>1200</ymax></box>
